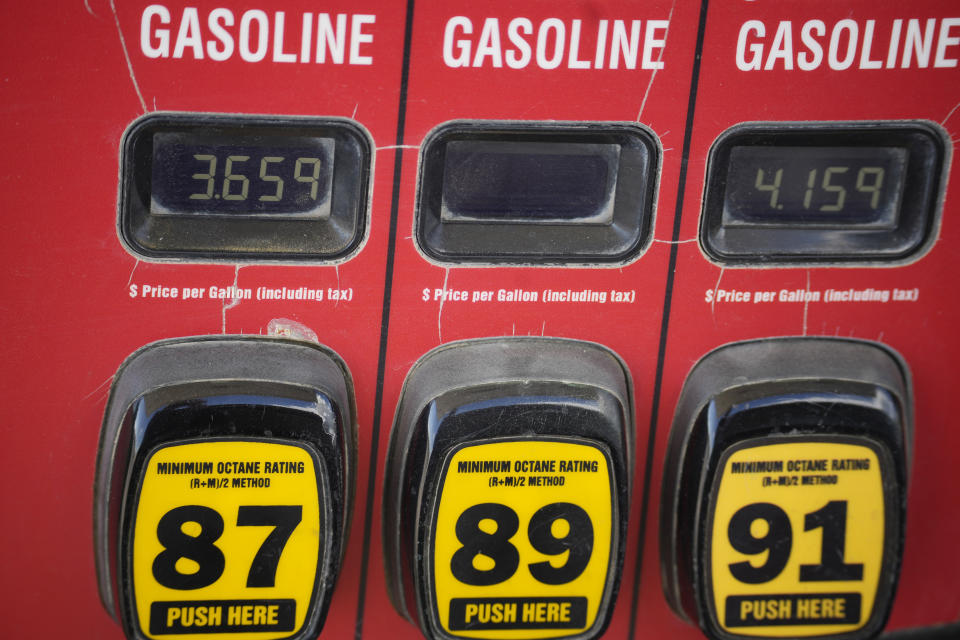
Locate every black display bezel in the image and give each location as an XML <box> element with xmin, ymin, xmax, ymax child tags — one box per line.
<box><xmin>415</xmin><ymin>120</ymin><xmax>661</xmax><ymax>265</ymax></box>
<box><xmin>119</xmin><ymin>113</ymin><xmax>372</xmax><ymax>262</ymax></box>
<box><xmin>700</xmin><ymin>122</ymin><xmax>949</xmax><ymax>266</ymax></box>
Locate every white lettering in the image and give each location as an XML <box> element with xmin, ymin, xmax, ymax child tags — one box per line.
<box><xmin>272</xmin><ymin>12</ymin><xmax>296</xmax><ymax>63</ymax></box>
<box><xmin>828</xmin><ymin>19</ymin><xmax>858</xmax><ymax>70</ymax></box>
<box><xmin>137</xmin><ymin>7</ymin><xmax>377</xmax><ymax>66</ymax></box>
<box><xmin>349</xmin><ymin>14</ymin><xmax>375</xmax><ymax>64</ymax></box>
<box><xmin>141</xmin><ymin>4</ymin><xmax>170</xmax><ymax>58</ymax></box>
<box><xmin>887</xmin><ymin>19</ymin><xmax>903</xmax><ymax>68</ymax></box>
<box><xmin>594</xmin><ymin>19</ymin><xmax>608</xmax><ymax>68</ymax></box>
<box><xmin>207</xmin><ymin>9</ymin><xmax>235</xmax><ymax>61</ymax></box>
<box><xmin>173</xmin><ymin>7</ymin><xmax>203</xmax><ymax>59</ymax></box>
<box><xmin>642</xmin><ymin>20</ymin><xmax>668</xmax><ymax>69</ymax></box>
<box><xmin>902</xmin><ymin>18</ymin><xmax>936</xmax><ymax>68</ymax></box>
<box><xmin>300</xmin><ymin>13</ymin><xmax>312</xmax><ymax>63</ymax></box>
<box><xmin>859</xmin><ymin>20</ymin><xmax>882</xmax><ymax>69</ymax></box>
<box><xmin>765</xmin><ymin>21</ymin><xmax>793</xmax><ymax>70</ymax></box>
<box><xmin>734</xmin><ymin>17</ymin><xmax>960</xmax><ymax>71</ymax></box>
<box><xmin>935</xmin><ymin>18</ymin><xmax>960</xmax><ymax>67</ymax></box>
<box><xmin>610</xmin><ymin>20</ymin><xmax>640</xmax><ymax>70</ymax></box>
<box><xmin>441</xmin><ymin>16</ymin><xmax>669</xmax><ymax>70</ymax></box>
<box><xmin>317</xmin><ymin>14</ymin><xmax>346</xmax><ymax>64</ymax></box>
<box><xmin>737</xmin><ymin>20</ymin><xmax>765</xmax><ymax>71</ymax></box>
<box><xmin>239</xmin><ymin>10</ymin><xmax>269</xmax><ymax>62</ymax></box>
<box><xmin>567</xmin><ymin>20</ymin><xmax>590</xmax><ymax>69</ymax></box>
<box><xmin>474</xmin><ymin>18</ymin><xmax>503</xmax><ymax>68</ymax></box>
<box><xmin>798</xmin><ymin>20</ymin><xmax>825</xmax><ymax>70</ymax></box>
<box><xmin>444</xmin><ymin>16</ymin><xmax>472</xmax><ymax>67</ymax></box>
<box><xmin>536</xmin><ymin>18</ymin><xmax>565</xmax><ymax>70</ymax></box>
<box><xmin>506</xmin><ymin>18</ymin><xmax>533</xmax><ymax>69</ymax></box>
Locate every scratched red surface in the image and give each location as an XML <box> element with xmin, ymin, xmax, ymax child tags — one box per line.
<box><xmin>0</xmin><ymin>0</ymin><xmax>957</xmax><ymax>638</ymax></box>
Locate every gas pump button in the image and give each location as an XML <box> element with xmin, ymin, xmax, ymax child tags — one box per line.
<box><xmin>382</xmin><ymin>338</ymin><xmax>635</xmax><ymax>640</ymax></box>
<box><xmin>432</xmin><ymin>438</ymin><xmax>615</xmax><ymax>637</ymax></box>
<box><xmin>706</xmin><ymin>436</ymin><xmax>897</xmax><ymax>639</ymax></box>
<box><xmin>660</xmin><ymin>338</ymin><xmax>911</xmax><ymax>640</ymax></box>
<box><xmin>94</xmin><ymin>336</ymin><xmax>357</xmax><ymax>640</ymax></box>
<box><xmin>132</xmin><ymin>439</ymin><xmax>325</xmax><ymax>638</ymax></box>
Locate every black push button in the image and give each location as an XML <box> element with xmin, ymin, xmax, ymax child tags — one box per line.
<box><xmin>383</xmin><ymin>338</ymin><xmax>634</xmax><ymax>639</ymax></box>
<box><xmin>120</xmin><ymin>113</ymin><xmax>372</xmax><ymax>262</ymax></box>
<box><xmin>415</xmin><ymin>120</ymin><xmax>661</xmax><ymax>265</ymax></box>
<box><xmin>661</xmin><ymin>338</ymin><xmax>912</xmax><ymax>640</ymax></box>
<box><xmin>94</xmin><ymin>336</ymin><xmax>356</xmax><ymax>640</ymax></box>
<box><xmin>700</xmin><ymin>121</ymin><xmax>948</xmax><ymax>265</ymax></box>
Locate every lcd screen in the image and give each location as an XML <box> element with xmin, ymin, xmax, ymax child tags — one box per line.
<box><xmin>150</xmin><ymin>132</ymin><xmax>335</xmax><ymax>218</ymax></box>
<box><xmin>723</xmin><ymin>146</ymin><xmax>907</xmax><ymax>228</ymax></box>
<box><xmin>440</xmin><ymin>141</ymin><xmax>620</xmax><ymax>223</ymax></box>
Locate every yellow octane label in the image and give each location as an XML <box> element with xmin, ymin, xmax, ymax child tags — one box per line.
<box><xmin>709</xmin><ymin>439</ymin><xmax>886</xmax><ymax>637</ymax></box>
<box><xmin>133</xmin><ymin>441</ymin><xmax>323</xmax><ymax>640</ymax></box>
<box><xmin>432</xmin><ymin>439</ymin><xmax>614</xmax><ymax>639</ymax></box>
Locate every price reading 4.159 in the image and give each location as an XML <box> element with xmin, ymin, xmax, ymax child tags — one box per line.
<box><xmin>724</xmin><ymin>146</ymin><xmax>907</xmax><ymax>227</ymax></box>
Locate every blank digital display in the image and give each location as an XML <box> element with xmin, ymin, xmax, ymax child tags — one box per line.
<box><xmin>723</xmin><ymin>146</ymin><xmax>907</xmax><ymax>228</ymax></box>
<box><xmin>150</xmin><ymin>132</ymin><xmax>335</xmax><ymax>218</ymax></box>
<box><xmin>440</xmin><ymin>141</ymin><xmax>620</xmax><ymax>223</ymax></box>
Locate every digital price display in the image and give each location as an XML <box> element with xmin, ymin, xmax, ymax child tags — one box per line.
<box><xmin>94</xmin><ymin>337</ymin><xmax>357</xmax><ymax>640</ymax></box>
<box><xmin>440</xmin><ymin>141</ymin><xmax>619</xmax><ymax>223</ymax></box>
<box><xmin>150</xmin><ymin>133</ymin><xmax>335</xmax><ymax>218</ymax></box>
<box><xmin>120</xmin><ymin>114</ymin><xmax>371</xmax><ymax>261</ymax></box>
<box><xmin>383</xmin><ymin>338</ymin><xmax>634</xmax><ymax>640</ymax></box>
<box><xmin>660</xmin><ymin>338</ymin><xmax>911</xmax><ymax>640</ymax></box>
<box><xmin>416</xmin><ymin>121</ymin><xmax>660</xmax><ymax>265</ymax></box>
<box><xmin>701</xmin><ymin>122</ymin><xmax>948</xmax><ymax>265</ymax></box>
<box><xmin>723</xmin><ymin>147</ymin><xmax>906</xmax><ymax>228</ymax></box>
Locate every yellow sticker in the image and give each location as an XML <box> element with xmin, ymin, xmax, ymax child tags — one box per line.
<box><xmin>709</xmin><ymin>438</ymin><xmax>888</xmax><ymax>637</ymax></box>
<box><xmin>132</xmin><ymin>440</ymin><xmax>325</xmax><ymax>640</ymax></box>
<box><xmin>431</xmin><ymin>439</ymin><xmax>614</xmax><ymax>640</ymax></box>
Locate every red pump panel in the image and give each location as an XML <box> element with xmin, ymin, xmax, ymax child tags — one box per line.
<box><xmin>0</xmin><ymin>0</ymin><xmax>957</xmax><ymax>638</ymax></box>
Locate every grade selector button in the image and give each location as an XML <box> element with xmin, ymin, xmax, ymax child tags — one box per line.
<box><xmin>660</xmin><ymin>338</ymin><xmax>912</xmax><ymax>640</ymax></box>
<box><xmin>383</xmin><ymin>338</ymin><xmax>634</xmax><ymax>640</ymax></box>
<box><xmin>94</xmin><ymin>336</ymin><xmax>357</xmax><ymax>640</ymax></box>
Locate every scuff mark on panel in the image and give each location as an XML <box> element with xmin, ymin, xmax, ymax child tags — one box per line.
<box><xmin>653</xmin><ymin>238</ymin><xmax>697</xmax><ymax>245</ymax></box>
<box><xmin>221</xmin><ymin>265</ymin><xmax>243</xmax><ymax>333</ymax></box>
<box><xmin>126</xmin><ymin>258</ymin><xmax>139</xmax><ymax>286</ymax></box>
<box><xmin>267</xmin><ymin>318</ymin><xmax>319</xmax><ymax>343</ymax></box>
<box><xmin>334</xmin><ymin>264</ymin><xmax>341</xmax><ymax>308</ymax></box>
<box><xmin>83</xmin><ymin>374</ymin><xmax>115</xmax><ymax>402</ymax></box>
<box><xmin>437</xmin><ymin>267</ymin><xmax>449</xmax><ymax>342</ymax></box>
<box><xmin>943</xmin><ymin>100</ymin><xmax>960</xmax><ymax>125</ymax></box>
<box><xmin>84</xmin><ymin>0</ymin><xmax>101</xmax><ymax>19</ymax></box>
<box><xmin>635</xmin><ymin>1</ymin><xmax>675</xmax><ymax>122</ymax></box>
<box><xmin>710</xmin><ymin>266</ymin><xmax>725</xmax><ymax>321</ymax></box>
<box><xmin>109</xmin><ymin>0</ymin><xmax>148</xmax><ymax>113</ymax></box>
